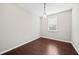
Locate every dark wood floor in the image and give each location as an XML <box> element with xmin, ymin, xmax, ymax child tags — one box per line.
<box><xmin>3</xmin><ymin>37</ymin><xmax>78</xmax><ymax>55</ymax></box>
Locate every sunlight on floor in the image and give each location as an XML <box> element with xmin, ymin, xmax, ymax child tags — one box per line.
<box><xmin>46</xmin><ymin>44</ymin><xmax>59</xmax><ymax>55</ymax></box>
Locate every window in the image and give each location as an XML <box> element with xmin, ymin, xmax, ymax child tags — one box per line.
<box><xmin>48</xmin><ymin>15</ymin><xmax>57</xmax><ymax>32</ymax></box>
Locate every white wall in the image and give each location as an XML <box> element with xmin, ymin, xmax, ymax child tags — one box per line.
<box><xmin>72</xmin><ymin>4</ymin><xmax>79</xmax><ymax>53</ymax></box>
<box><xmin>0</xmin><ymin>4</ymin><xmax>40</xmax><ymax>53</ymax></box>
<box><xmin>1</xmin><ymin>3</ymin><xmax>79</xmax><ymax>54</ymax></box>
<box><xmin>40</xmin><ymin>10</ymin><xmax>72</xmax><ymax>42</ymax></box>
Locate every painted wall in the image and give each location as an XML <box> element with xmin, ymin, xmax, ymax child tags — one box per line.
<box><xmin>40</xmin><ymin>10</ymin><xmax>72</xmax><ymax>42</ymax></box>
<box><xmin>0</xmin><ymin>4</ymin><xmax>40</xmax><ymax>53</ymax></box>
<box><xmin>72</xmin><ymin>4</ymin><xmax>79</xmax><ymax>53</ymax></box>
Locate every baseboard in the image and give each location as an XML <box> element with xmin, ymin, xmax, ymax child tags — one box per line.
<box><xmin>0</xmin><ymin>36</ymin><xmax>40</xmax><ymax>55</ymax></box>
<box><xmin>1</xmin><ymin>35</ymin><xmax>78</xmax><ymax>55</ymax></box>
<box><xmin>71</xmin><ymin>42</ymin><xmax>79</xmax><ymax>54</ymax></box>
<box><xmin>41</xmin><ymin>36</ymin><xmax>71</xmax><ymax>43</ymax></box>
<box><xmin>41</xmin><ymin>36</ymin><xmax>79</xmax><ymax>54</ymax></box>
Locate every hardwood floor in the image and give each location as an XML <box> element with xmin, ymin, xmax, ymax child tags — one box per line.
<box><xmin>3</xmin><ymin>37</ymin><xmax>78</xmax><ymax>55</ymax></box>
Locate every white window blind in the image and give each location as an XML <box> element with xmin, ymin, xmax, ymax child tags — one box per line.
<box><xmin>48</xmin><ymin>15</ymin><xmax>57</xmax><ymax>32</ymax></box>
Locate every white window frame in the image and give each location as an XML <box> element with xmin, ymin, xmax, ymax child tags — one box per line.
<box><xmin>48</xmin><ymin>15</ymin><xmax>57</xmax><ymax>32</ymax></box>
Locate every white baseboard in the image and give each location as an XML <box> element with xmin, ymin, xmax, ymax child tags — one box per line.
<box><xmin>71</xmin><ymin>42</ymin><xmax>79</xmax><ymax>54</ymax></box>
<box><xmin>0</xmin><ymin>36</ymin><xmax>40</xmax><ymax>55</ymax></box>
<box><xmin>1</xmin><ymin>35</ymin><xmax>79</xmax><ymax>55</ymax></box>
<box><xmin>41</xmin><ymin>36</ymin><xmax>79</xmax><ymax>54</ymax></box>
<box><xmin>41</xmin><ymin>36</ymin><xmax>71</xmax><ymax>43</ymax></box>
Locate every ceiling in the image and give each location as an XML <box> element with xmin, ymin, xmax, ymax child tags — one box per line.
<box><xmin>17</xmin><ymin>3</ymin><xmax>74</xmax><ymax>17</ymax></box>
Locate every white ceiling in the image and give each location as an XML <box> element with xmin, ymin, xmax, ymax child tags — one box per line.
<box><xmin>17</xmin><ymin>3</ymin><xmax>74</xmax><ymax>17</ymax></box>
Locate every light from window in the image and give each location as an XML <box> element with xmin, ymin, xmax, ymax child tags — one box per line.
<box><xmin>48</xmin><ymin>15</ymin><xmax>57</xmax><ymax>32</ymax></box>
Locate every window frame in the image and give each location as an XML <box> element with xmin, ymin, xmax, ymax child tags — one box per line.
<box><xmin>47</xmin><ymin>15</ymin><xmax>58</xmax><ymax>32</ymax></box>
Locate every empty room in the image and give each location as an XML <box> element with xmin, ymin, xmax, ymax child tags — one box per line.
<box><xmin>0</xmin><ymin>3</ymin><xmax>79</xmax><ymax>55</ymax></box>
